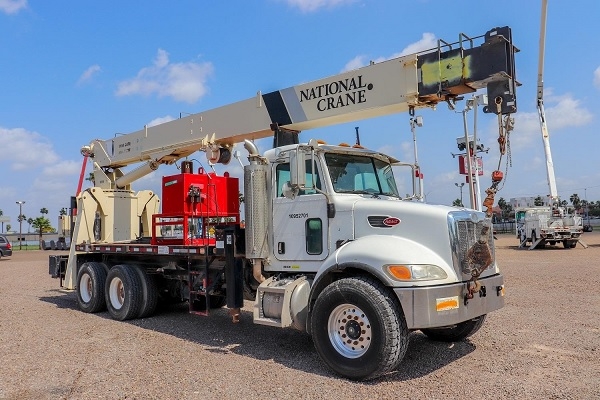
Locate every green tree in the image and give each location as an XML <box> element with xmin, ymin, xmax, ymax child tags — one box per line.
<box><xmin>534</xmin><ymin>196</ymin><xmax>544</xmax><ymax>206</ymax></box>
<box><xmin>40</xmin><ymin>207</ymin><xmax>49</xmax><ymax>216</ymax></box>
<box><xmin>59</xmin><ymin>208</ymin><xmax>67</xmax><ymax>216</ymax></box>
<box><xmin>27</xmin><ymin>217</ymin><xmax>34</xmax><ymax>233</ymax></box>
<box><xmin>6</xmin><ymin>224</ymin><xmax>11</xmax><ymax>233</ymax></box>
<box><xmin>0</xmin><ymin>208</ymin><xmax>3</xmax><ymax>233</ymax></box>
<box><xmin>452</xmin><ymin>198</ymin><xmax>463</xmax><ymax>207</ymax></box>
<box><xmin>569</xmin><ymin>194</ymin><xmax>581</xmax><ymax>212</ymax></box>
<box><xmin>32</xmin><ymin>216</ymin><xmax>53</xmax><ymax>249</ymax></box>
<box><xmin>86</xmin><ymin>172</ymin><xmax>95</xmax><ymax>186</ymax></box>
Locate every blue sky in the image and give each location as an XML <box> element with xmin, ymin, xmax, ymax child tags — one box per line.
<box><xmin>1</xmin><ymin>0</ymin><xmax>600</xmax><ymax>230</ymax></box>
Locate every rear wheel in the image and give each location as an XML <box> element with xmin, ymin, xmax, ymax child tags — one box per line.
<box><xmin>76</xmin><ymin>262</ymin><xmax>107</xmax><ymax>313</ymax></box>
<box><xmin>134</xmin><ymin>266</ymin><xmax>158</xmax><ymax>318</ymax></box>
<box><xmin>311</xmin><ymin>276</ymin><xmax>409</xmax><ymax>381</ymax></box>
<box><xmin>105</xmin><ymin>265</ymin><xmax>143</xmax><ymax>321</ymax></box>
<box><xmin>421</xmin><ymin>315</ymin><xmax>486</xmax><ymax>342</ymax></box>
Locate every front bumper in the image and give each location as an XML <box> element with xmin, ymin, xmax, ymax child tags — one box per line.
<box><xmin>393</xmin><ymin>273</ymin><xmax>504</xmax><ymax>330</ymax></box>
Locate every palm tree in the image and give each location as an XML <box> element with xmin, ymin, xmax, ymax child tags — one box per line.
<box><xmin>40</xmin><ymin>207</ymin><xmax>49</xmax><ymax>216</ymax></box>
<box><xmin>59</xmin><ymin>208</ymin><xmax>67</xmax><ymax>216</ymax></box>
<box><xmin>534</xmin><ymin>196</ymin><xmax>544</xmax><ymax>206</ymax></box>
<box><xmin>0</xmin><ymin>208</ymin><xmax>3</xmax><ymax>233</ymax></box>
<box><xmin>86</xmin><ymin>172</ymin><xmax>95</xmax><ymax>186</ymax></box>
<box><xmin>27</xmin><ymin>217</ymin><xmax>34</xmax><ymax>233</ymax></box>
<box><xmin>452</xmin><ymin>199</ymin><xmax>463</xmax><ymax>207</ymax></box>
<box><xmin>32</xmin><ymin>216</ymin><xmax>53</xmax><ymax>249</ymax></box>
<box><xmin>569</xmin><ymin>194</ymin><xmax>581</xmax><ymax>213</ymax></box>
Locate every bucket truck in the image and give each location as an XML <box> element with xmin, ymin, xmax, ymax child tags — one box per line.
<box><xmin>49</xmin><ymin>27</ymin><xmax>518</xmax><ymax>380</ymax></box>
<box><xmin>515</xmin><ymin>0</ymin><xmax>584</xmax><ymax>250</ymax></box>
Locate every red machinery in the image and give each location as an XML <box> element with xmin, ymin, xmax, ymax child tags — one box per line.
<box><xmin>152</xmin><ymin>162</ymin><xmax>240</xmax><ymax>246</ymax></box>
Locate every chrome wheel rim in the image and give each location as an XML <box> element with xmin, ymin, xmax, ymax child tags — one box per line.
<box><xmin>327</xmin><ymin>303</ymin><xmax>372</xmax><ymax>358</ymax></box>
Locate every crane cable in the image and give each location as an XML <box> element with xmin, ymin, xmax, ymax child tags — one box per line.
<box><xmin>482</xmin><ymin>98</ymin><xmax>515</xmax><ymax>219</ymax></box>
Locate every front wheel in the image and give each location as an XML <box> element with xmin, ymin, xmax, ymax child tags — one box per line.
<box><xmin>421</xmin><ymin>315</ymin><xmax>486</xmax><ymax>342</ymax></box>
<box><xmin>310</xmin><ymin>276</ymin><xmax>409</xmax><ymax>381</ymax></box>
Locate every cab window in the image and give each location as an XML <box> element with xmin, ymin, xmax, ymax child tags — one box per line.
<box><xmin>276</xmin><ymin>159</ymin><xmax>322</xmax><ymax>197</ymax></box>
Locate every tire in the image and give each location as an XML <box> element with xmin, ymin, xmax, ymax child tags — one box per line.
<box><xmin>105</xmin><ymin>264</ymin><xmax>143</xmax><ymax>321</ymax></box>
<box><xmin>421</xmin><ymin>315</ymin><xmax>486</xmax><ymax>342</ymax></box>
<box><xmin>133</xmin><ymin>266</ymin><xmax>158</xmax><ymax>318</ymax></box>
<box><xmin>310</xmin><ymin>276</ymin><xmax>409</xmax><ymax>381</ymax></box>
<box><xmin>76</xmin><ymin>262</ymin><xmax>107</xmax><ymax>313</ymax></box>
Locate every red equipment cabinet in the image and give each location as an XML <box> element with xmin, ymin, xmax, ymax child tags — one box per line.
<box><xmin>152</xmin><ymin>168</ymin><xmax>240</xmax><ymax>246</ymax></box>
<box><xmin>161</xmin><ymin>170</ymin><xmax>239</xmax><ymax>216</ymax></box>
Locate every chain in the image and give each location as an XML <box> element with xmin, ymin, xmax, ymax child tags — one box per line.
<box><xmin>482</xmin><ymin>110</ymin><xmax>515</xmax><ymax>219</ymax></box>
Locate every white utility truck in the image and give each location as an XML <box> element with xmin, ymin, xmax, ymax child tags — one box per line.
<box><xmin>49</xmin><ymin>27</ymin><xmax>518</xmax><ymax>380</ymax></box>
<box><xmin>516</xmin><ymin>206</ymin><xmax>583</xmax><ymax>249</ymax></box>
<box><xmin>516</xmin><ymin>0</ymin><xmax>583</xmax><ymax>249</ymax></box>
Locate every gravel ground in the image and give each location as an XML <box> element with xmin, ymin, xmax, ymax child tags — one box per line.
<box><xmin>1</xmin><ymin>233</ymin><xmax>599</xmax><ymax>399</ymax></box>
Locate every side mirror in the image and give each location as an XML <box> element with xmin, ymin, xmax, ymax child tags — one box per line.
<box><xmin>289</xmin><ymin>148</ymin><xmax>306</xmax><ymax>189</ymax></box>
<box><xmin>282</xmin><ymin>181</ymin><xmax>298</xmax><ymax>200</ymax></box>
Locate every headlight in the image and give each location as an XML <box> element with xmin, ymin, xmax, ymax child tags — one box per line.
<box><xmin>386</xmin><ymin>264</ymin><xmax>448</xmax><ymax>281</ymax></box>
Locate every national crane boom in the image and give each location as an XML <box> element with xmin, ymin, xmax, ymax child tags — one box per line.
<box><xmin>87</xmin><ymin>27</ymin><xmax>517</xmax><ymax>189</ymax></box>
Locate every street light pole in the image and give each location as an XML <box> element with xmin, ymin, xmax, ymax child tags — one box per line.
<box><xmin>455</xmin><ymin>183</ymin><xmax>465</xmax><ymax>206</ymax></box>
<box><xmin>16</xmin><ymin>201</ymin><xmax>25</xmax><ymax>250</ymax></box>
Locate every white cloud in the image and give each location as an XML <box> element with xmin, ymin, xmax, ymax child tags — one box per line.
<box><xmin>41</xmin><ymin>160</ymin><xmax>80</xmax><ymax>176</ymax></box>
<box><xmin>283</xmin><ymin>0</ymin><xmax>354</xmax><ymax>12</ymax></box>
<box><xmin>147</xmin><ymin>115</ymin><xmax>175</xmax><ymax>127</ymax></box>
<box><xmin>396</xmin><ymin>32</ymin><xmax>437</xmax><ymax>57</ymax></box>
<box><xmin>77</xmin><ymin>64</ymin><xmax>101</xmax><ymax>86</ymax></box>
<box><xmin>342</xmin><ymin>32</ymin><xmax>437</xmax><ymax>71</ymax></box>
<box><xmin>342</xmin><ymin>56</ymin><xmax>367</xmax><ymax>73</ymax></box>
<box><xmin>594</xmin><ymin>66</ymin><xmax>600</xmax><ymax>89</ymax></box>
<box><xmin>0</xmin><ymin>127</ymin><xmax>59</xmax><ymax>170</ymax></box>
<box><xmin>0</xmin><ymin>0</ymin><xmax>27</xmax><ymax>14</ymax></box>
<box><xmin>116</xmin><ymin>49</ymin><xmax>214</xmax><ymax>103</ymax></box>
<box><xmin>506</xmin><ymin>92</ymin><xmax>592</xmax><ymax>150</ymax></box>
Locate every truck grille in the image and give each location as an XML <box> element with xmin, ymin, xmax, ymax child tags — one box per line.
<box><xmin>448</xmin><ymin>211</ymin><xmax>496</xmax><ymax>281</ymax></box>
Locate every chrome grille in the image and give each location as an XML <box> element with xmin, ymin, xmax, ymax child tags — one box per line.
<box><xmin>449</xmin><ymin>211</ymin><xmax>495</xmax><ymax>280</ymax></box>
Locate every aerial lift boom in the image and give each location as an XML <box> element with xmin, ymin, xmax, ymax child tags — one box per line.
<box><xmin>537</xmin><ymin>0</ymin><xmax>559</xmax><ymax>205</ymax></box>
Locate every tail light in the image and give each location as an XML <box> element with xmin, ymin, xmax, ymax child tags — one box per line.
<box><xmin>6</xmin><ymin>242</ymin><xmax>11</xmax><ymax>250</ymax></box>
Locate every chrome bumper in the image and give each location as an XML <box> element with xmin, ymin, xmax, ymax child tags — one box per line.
<box><xmin>393</xmin><ymin>274</ymin><xmax>505</xmax><ymax>330</ymax></box>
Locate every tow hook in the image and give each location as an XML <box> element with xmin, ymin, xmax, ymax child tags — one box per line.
<box><xmin>496</xmin><ymin>285</ymin><xmax>505</xmax><ymax>297</ymax></box>
<box><xmin>464</xmin><ymin>280</ymin><xmax>481</xmax><ymax>306</ymax></box>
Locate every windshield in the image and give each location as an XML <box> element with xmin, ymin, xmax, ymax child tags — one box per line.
<box><xmin>325</xmin><ymin>153</ymin><xmax>399</xmax><ymax>197</ymax></box>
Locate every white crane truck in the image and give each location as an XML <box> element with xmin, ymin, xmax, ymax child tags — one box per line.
<box><xmin>49</xmin><ymin>27</ymin><xmax>518</xmax><ymax>380</ymax></box>
<box><xmin>516</xmin><ymin>0</ymin><xmax>583</xmax><ymax>250</ymax></box>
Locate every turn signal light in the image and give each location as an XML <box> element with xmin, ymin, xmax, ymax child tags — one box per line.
<box><xmin>387</xmin><ymin>265</ymin><xmax>412</xmax><ymax>280</ymax></box>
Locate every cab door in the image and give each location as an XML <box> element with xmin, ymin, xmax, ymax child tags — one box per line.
<box><xmin>272</xmin><ymin>158</ymin><xmax>329</xmax><ymax>262</ymax></box>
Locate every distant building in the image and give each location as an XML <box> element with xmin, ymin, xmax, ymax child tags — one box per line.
<box><xmin>510</xmin><ymin>196</ymin><xmax>550</xmax><ymax>208</ymax></box>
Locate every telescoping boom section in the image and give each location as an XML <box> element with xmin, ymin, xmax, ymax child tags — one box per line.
<box><xmin>88</xmin><ymin>27</ymin><xmax>517</xmax><ymax>175</ymax></box>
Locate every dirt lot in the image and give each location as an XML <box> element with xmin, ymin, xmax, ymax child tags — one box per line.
<box><xmin>1</xmin><ymin>233</ymin><xmax>599</xmax><ymax>399</ymax></box>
